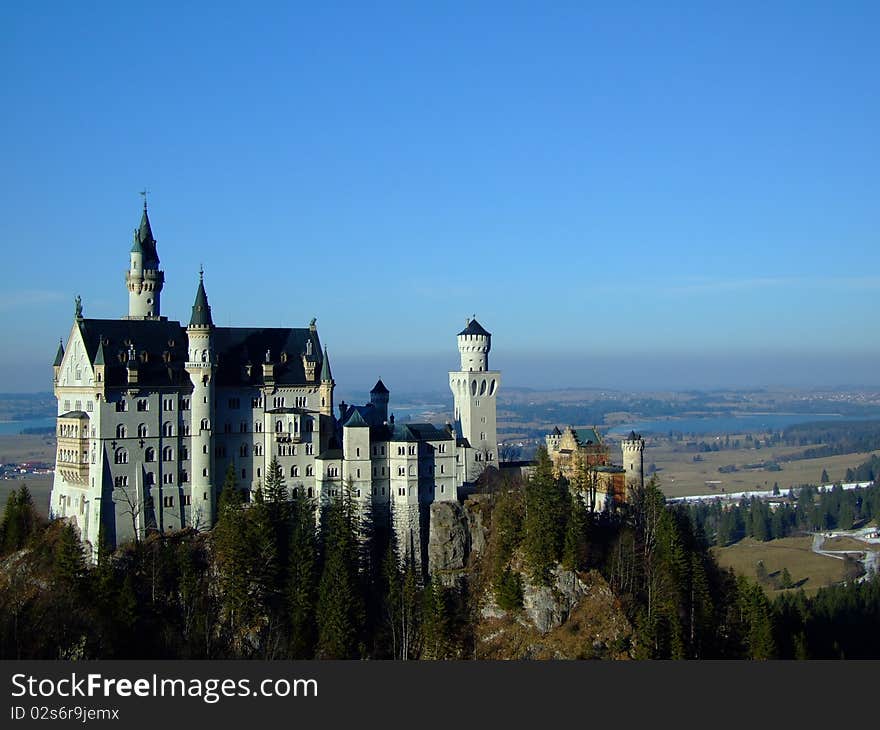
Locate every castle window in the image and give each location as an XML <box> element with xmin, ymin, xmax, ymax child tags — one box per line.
<box><xmin>163</xmin><ymin>398</ymin><xmax>174</xmax><ymax>411</ymax></box>
<box><xmin>182</xmin><ymin>423</ymin><xmax>191</xmax><ymax>436</ymax></box>
<box><xmin>438</xmin><ymin>443</ymin><xmax>447</xmax><ymax>453</ymax></box>
<box><xmin>86</xmin><ymin>401</ymin><xmax>93</xmax><ymax>412</ymax></box>
<box><xmin>116</xmin><ymin>424</ymin><xmax>126</xmax><ymax>439</ymax></box>
<box><xmin>224</xmin><ymin>423</ymin><xmax>232</xmax><ymax>433</ymax></box>
<box><xmin>64</xmin><ymin>400</ymin><xmax>70</xmax><ymax>411</ymax></box>
<box><xmin>254</xmin><ymin>443</ymin><xmax>263</xmax><ymax>456</ymax></box>
<box><xmin>184</xmin><ymin>495</ymin><xmax>191</xmax><ymax>506</ymax></box>
<box><xmin>398</xmin><ymin>467</ymin><xmax>405</xmax><ymax>476</ymax></box>
<box><xmin>480</xmin><ymin>379</ymin><xmax>487</xmax><ymax>396</ymax></box>
<box><xmin>398</xmin><ymin>446</ymin><xmax>405</xmax><ymax>456</ymax></box>
<box><xmin>180</xmin><ymin>471</ymin><xmax>188</xmax><ymax>483</ymax></box>
<box><xmin>180</xmin><ymin>446</ymin><xmax>188</xmax><ymax>460</ymax></box>
<box><xmin>276</xmin><ymin>420</ymin><xmax>283</xmax><ymax>433</ymax></box>
<box><xmin>440</xmin><ymin>465</ymin><xmax>445</xmax><ymax>474</ymax></box>
<box><xmin>228</xmin><ymin>398</ymin><xmax>240</xmax><ymax>409</ymax></box>
<box><xmin>408</xmin><ymin>445</ymin><xmax>416</xmax><ymax>456</ymax></box>
<box><xmin>488</xmin><ymin>452</ymin><xmax>493</xmax><ymax>461</ymax></box>
<box><xmin>257</xmin><ymin>467</ymin><xmax>261</xmax><ymax>478</ymax></box>
<box><xmin>163</xmin><ymin>496</ymin><xmax>174</xmax><ymax>508</ymax></box>
<box><xmin>203</xmin><ymin>445</ymin><xmax>208</xmax><ymax>454</ymax></box>
<box><xmin>251</xmin><ymin>396</ymin><xmax>262</xmax><ymax>408</ymax></box>
<box><xmin>203</xmin><ymin>468</ymin><xmax>208</xmax><ymax>477</ymax></box>
<box><xmin>489</xmin><ymin>380</ymin><xmax>496</xmax><ymax>396</ymax></box>
<box><xmin>116</xmin><ymin>399</ymin><xmax>127</xmax><ymax>412</ymax></box>
<box><xmin>163</xmin><ymin>447</ymin><xmax>174</xmax><ymax>461</ymax></box>
<box><xmin>242</xmin><ymin>468</ymin><xmax>247</xmax><ymax>479</ymax></box>
<box><xmin>381</xmin><ymin>446</ymin><xmax>385</xmax><ymax>456</ymax></box>
<box><xmin>255</xmin><ymin>422</ymin><xmax>263</xmax><ymax>433</ymax></box>
<box><xmin>200</xmin><ymin>418</ymin><xmax>209</xmax><ymax>430</ymax></box>
<box><xmin>291</xmin><ymin>465</ymin><xmax>299</xmax><ymax>478</ymax></box>
<box><xmin>145</xmin><ymin>447</ymin><xmax>156</xmax><ymax>462</ymax></box>
<box><xmin>308</xmin><ymin>487</ymin><xmax>313</xmax><ymax>498</ymax></box>
<box><xmin>409</xmin><ymin>465</ymin><xmax>416</xmax><ymax>476</ymax></box>
<box><xmin>163</xmin><ymin>422</ymin><xmax>174</xmax><ymax>437</ymax></box>
<box><xmin>240</xmin><ymin>444</ymin><xmax>248</xmax><ymax>457</ymax></box>
<box><xmin>145</xmin><ymin>472</ymin><xmax>155</xmax><ymax>486</ymax></box>
<box><xmin>181</xmin><ymin>398</ymin><xmax>190</xmax><ymax>410</ymax></box>
<box><xmin>306</xmin><ymin>444</ymin><xmax>313</xmax><ymax>455</ymax></box>
<box><xmin>441</xmin><ymin>484</ymin><xmax>445</xmax><ymax>493</ymax></box>
<box><xmin>306</xmin><ymin>465</ymin><xmax>314</xmax><ymax>477</ymax></box>
<box><xmin>356</xmin><ymin>447</ymin><xmax>360</xmax><ymax>458</ymax></box>
<box><xmin>138</xmin><ymin>424</ymin><xmax>148</xmax><ymax>438</ymax></box>
<box><xmin>137</xmin><ymin>399</ymin><xmax>148</xmax><ymax>412</ymax></box>
<box><xmin>114</xmin><ymin>475</ymin><xmax>128</xmax><ymax>488</ymax></box>
<box><xmin>163</xmin><ymin>473</ymin><xmax>174</xmax><ymax>485</ymax></box>
<box><xmin>75</xmin><ymin>400</ymin><xmax>82</xmax><ymax>411</ymax></box>
<box><xmin>241</xmin><ymin>421</ymin><xmax>247</xmax><ymax>432</ymax></box>
<box><xmin>328</xmin><ymin>466</ymin><xmax>338</xmax><ymax>478</ymax></box>
<box><xmin>356</xmin><ymin>468</ymin><xmax>361</xmax><ymax>478</ymax></box>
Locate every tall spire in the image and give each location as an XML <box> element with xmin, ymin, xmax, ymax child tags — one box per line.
<box><xmin>53</xmin><ymin>339</ymin><xmax>65</xmax><ymax>367</ymax></box>
<box><xmin>320</xmin><ymin>345</ymin><xmax>333</xmax><ymax>382</ymax></box>
<box><xmin>189</xmin><ymin>269</ymin><xmax>213</xmax><ymax>327</ymax></box>
<box><xmin>135</xmin><ymin>192</ymin><xmax>158</xmax><ymax>266</ymax></box>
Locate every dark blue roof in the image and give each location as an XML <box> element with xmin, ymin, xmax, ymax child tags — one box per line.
<box><xmin>458</xmin><ymin>318</ymin><xmax>490</xmax><ymax>337</ymax></box>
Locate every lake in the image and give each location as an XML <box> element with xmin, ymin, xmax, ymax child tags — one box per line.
<box><xmin>606</xmin><ymin>412</ymin><xmax>880</xmax><ymax>436</ymax></box>
<box><xmin>0</xmin><ymin>417</ymin><xmax>56</xmax><ymax>435</ymax></box>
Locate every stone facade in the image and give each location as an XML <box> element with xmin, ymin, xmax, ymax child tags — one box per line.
<box><xmin>545</xmin><ymin>426</ymin><xmax>644</xmax><ymax>509</ymax></box>
<box><xmin>50</xmin><ymin>205</ymin><xmax>499</xmax><ymax>561</ymax></box>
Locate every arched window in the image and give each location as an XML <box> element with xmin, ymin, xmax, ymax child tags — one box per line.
<box><xmin>137</xmin><ymin>423</ymin><xmax>148</xmax><ymax>438</ymax></box>
<box><xmin>200</xmin><ymin>418</ymin><xmax>209</xmax><ymax>430</ymax></box>
<box><xmin>240</xmin><ymin>443</ymin><xmax>248</xmax><ymax>457</ymax></box>
<box><xmin>116</xmin><ymin>424</ymin><xmax>126</xmax><ymax>439</ymax></box>
<box><xmin>163</xmin><ymin>421</ymin><xmax>173</xmax><ymax>437</ymax></box>
<box><xmin>145</xmin><ymin>447</ymin><xmax>155</xmax><ymax>462</ymax></box>
<box><xmin>409</xmin><ymin>464</ymin><xmax>416</xmax><ymax>476</ymax></box>
<box><xmin>290</xmin><ymin>465</ymin><xmax>299</xmax><ymax>477</ymax></box>
<box><xmin>114</xmin><ymin>448</ymin><xmax>128</xmax><ymax>464</ymax></box>
<box><xmin>275</xmin><ymin>420</ymin><xmax>283</xmax><ymax>433</ymax></box>
<box><xmin>163</xmin><ymin>446</ymin><xmax>173</xmax><ymax>461</ymax></box>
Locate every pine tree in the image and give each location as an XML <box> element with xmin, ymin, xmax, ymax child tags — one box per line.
<box><xmin>523</xmin><ymin>447</ymin><xmax>567</xmax><ymax>584</ymax></box>
<box><xmin>316</xmin><ymin>493</ymin><xmax>364</xmax><ymax>658</ymax></box>
<box><xmin>288</xmin><ymin>490</ymin><xmax>317</xmax><ymax>658</ymax></box>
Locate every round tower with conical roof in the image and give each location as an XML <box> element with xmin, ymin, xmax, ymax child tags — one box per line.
<box><xmin>185</xmin><ymin>270</ymin><xmax>216</xmax><ymax>529</ymax></box>
<box><xmin>125</xmin><ymin>200</ymin><xmax>165</xmax><ymax>319</ymax></box>
<box><xmin>370</xmin><ymin>378</ymin><xmax>389</xmax><ymax>423</ymax></box>
<box><xmin>449</xmin><ymin>317</ymin><xmax>501</xmax><ymax>485</ymax></box>
<box><xmin>621</xmin><ymin>431</ymin><xmax>645</xmax><ymax>498</ymax></box>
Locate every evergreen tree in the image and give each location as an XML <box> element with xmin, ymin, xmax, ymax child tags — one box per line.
<box><xmin>288</xmin><ymin>489</ymin><xmax>318</xmax><ymax>658</ymax></box>
<box><xmin>316</xmin><ymin>492</ymin><xmax>364</xmax><ymax>658</ymax></box>
<box><xmin>523</xmin><ymin>447</ymin><xmax>567</xmax><ymax>584</ymax></box>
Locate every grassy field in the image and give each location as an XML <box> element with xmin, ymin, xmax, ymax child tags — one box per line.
<box><xmin>0</xmin><ymin>434</ymin><xmax>56</xmax><ymax>518</ymax></box>
<box><xmin>646</xmin><ymin>437</ymin><xmax>879</xmax><ymax>498</ymax></box>
<box><xmin>712</xmin><ymin>536</ymin><xmax>859</xmax><ymax>596</ymax></box>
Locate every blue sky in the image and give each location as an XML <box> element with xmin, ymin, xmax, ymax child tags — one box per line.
<box><xmin>1</xmin><ymin>2</ymin><xmax>878</xmax><ymax>392</ymax></box>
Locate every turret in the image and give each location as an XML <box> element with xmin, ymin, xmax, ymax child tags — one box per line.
<box><xmin>319</xmin><ymin>346</ymin><xmax>334</xmax><ymax>416</ymax></box>
<box><xmin>449</xmin><ymin>316</ymin><xmax>501</xmax><ymax>484</ymax></box>
<box><xmin>185</xmin><ymin>270</ymin><xmax>216</xmax><ymax>528</ymax></box>
<box><xmin>370</xmin><ymin>378</ymin><xmax>389</xmax><ymax>423</ymax></box>
<box><xmin>53</xmin><ymin>339</ymin><xmax>64</xmax><ymax>384</ymax></box>
<box><xmin>621</xmin><ymin>431</ymin><xmax>645</xmax><ymax>498</ymax></box>
<box><xmin>457</xmin><ymin>317</ymin><xmax>491</xmax><ymax>372</ymax></box>
<box><xmin>125</xmin><ymin>199</ymin><xmax>165</xmax><ymax>320</ymax></box>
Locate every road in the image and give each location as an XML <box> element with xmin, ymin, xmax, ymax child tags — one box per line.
<box><xmin>811</xmin><ymin>528</ymin><xmax>880</xmax><ymax>583</ymax></box>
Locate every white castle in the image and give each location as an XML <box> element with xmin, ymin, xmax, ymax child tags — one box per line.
<box><xmin>50</xmin><ymin>203</ymin><xmax>500</xmax><ymax>564</ymax></box>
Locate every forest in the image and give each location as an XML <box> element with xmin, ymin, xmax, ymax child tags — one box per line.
<box><xmin>1</xmin><ymin>450</ymin><xmax>879</xmax><ymax>660</ymax></box>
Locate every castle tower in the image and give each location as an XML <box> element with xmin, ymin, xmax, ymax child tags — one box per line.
<box><xmin>621</xmin><ymin>431</ymin><xmax>645</xmax><ymax>498</ymax></box>
<box><xmin>319</xmin><ymin>346</ymin><xmax>334</xmax><ymax>417</ymax></box>
<box><xmin>125</xmin><ymin>199</ymin><xmax>165</xmax><ymax>319</ymax></box>
<box><xmin>185</xmin><ymin>270</ymin><xmax>216</xmax><ymax>529</ymax></box>
<box><xmin>449</xmin><ymin>317</ymin><xmax>501</xmax><ymax>483</ymax></box>
<box><xmin>370</xmin><ymin>378</ymin><xmax>389</xmax><ymax>423</ymax></box>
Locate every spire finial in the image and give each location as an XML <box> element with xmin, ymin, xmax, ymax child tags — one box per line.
<box><xmin>140</xmin><ymin>188</ymin><xmax>149</xmax><ymax>210</ymax></box>
<box><xmin>199</xmin><ymin>264</ymin><xmax>204</xmax><ymax>281</ymax></box>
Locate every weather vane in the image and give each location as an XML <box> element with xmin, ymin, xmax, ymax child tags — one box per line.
<box><xmin>139</xmin><ymin>189</ymin><xmax>150</xmax><ymax>209</ymax></box>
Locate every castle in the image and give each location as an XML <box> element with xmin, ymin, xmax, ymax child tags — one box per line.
<box><xmin>545</xmin><ymin>426</ymin><xmax>644</xmax><ymax>510</ymax></box>
<box><xmin>50</xmin><ymin>203</ymin><xmax>501</xmax><ymax>564</ymax></box>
